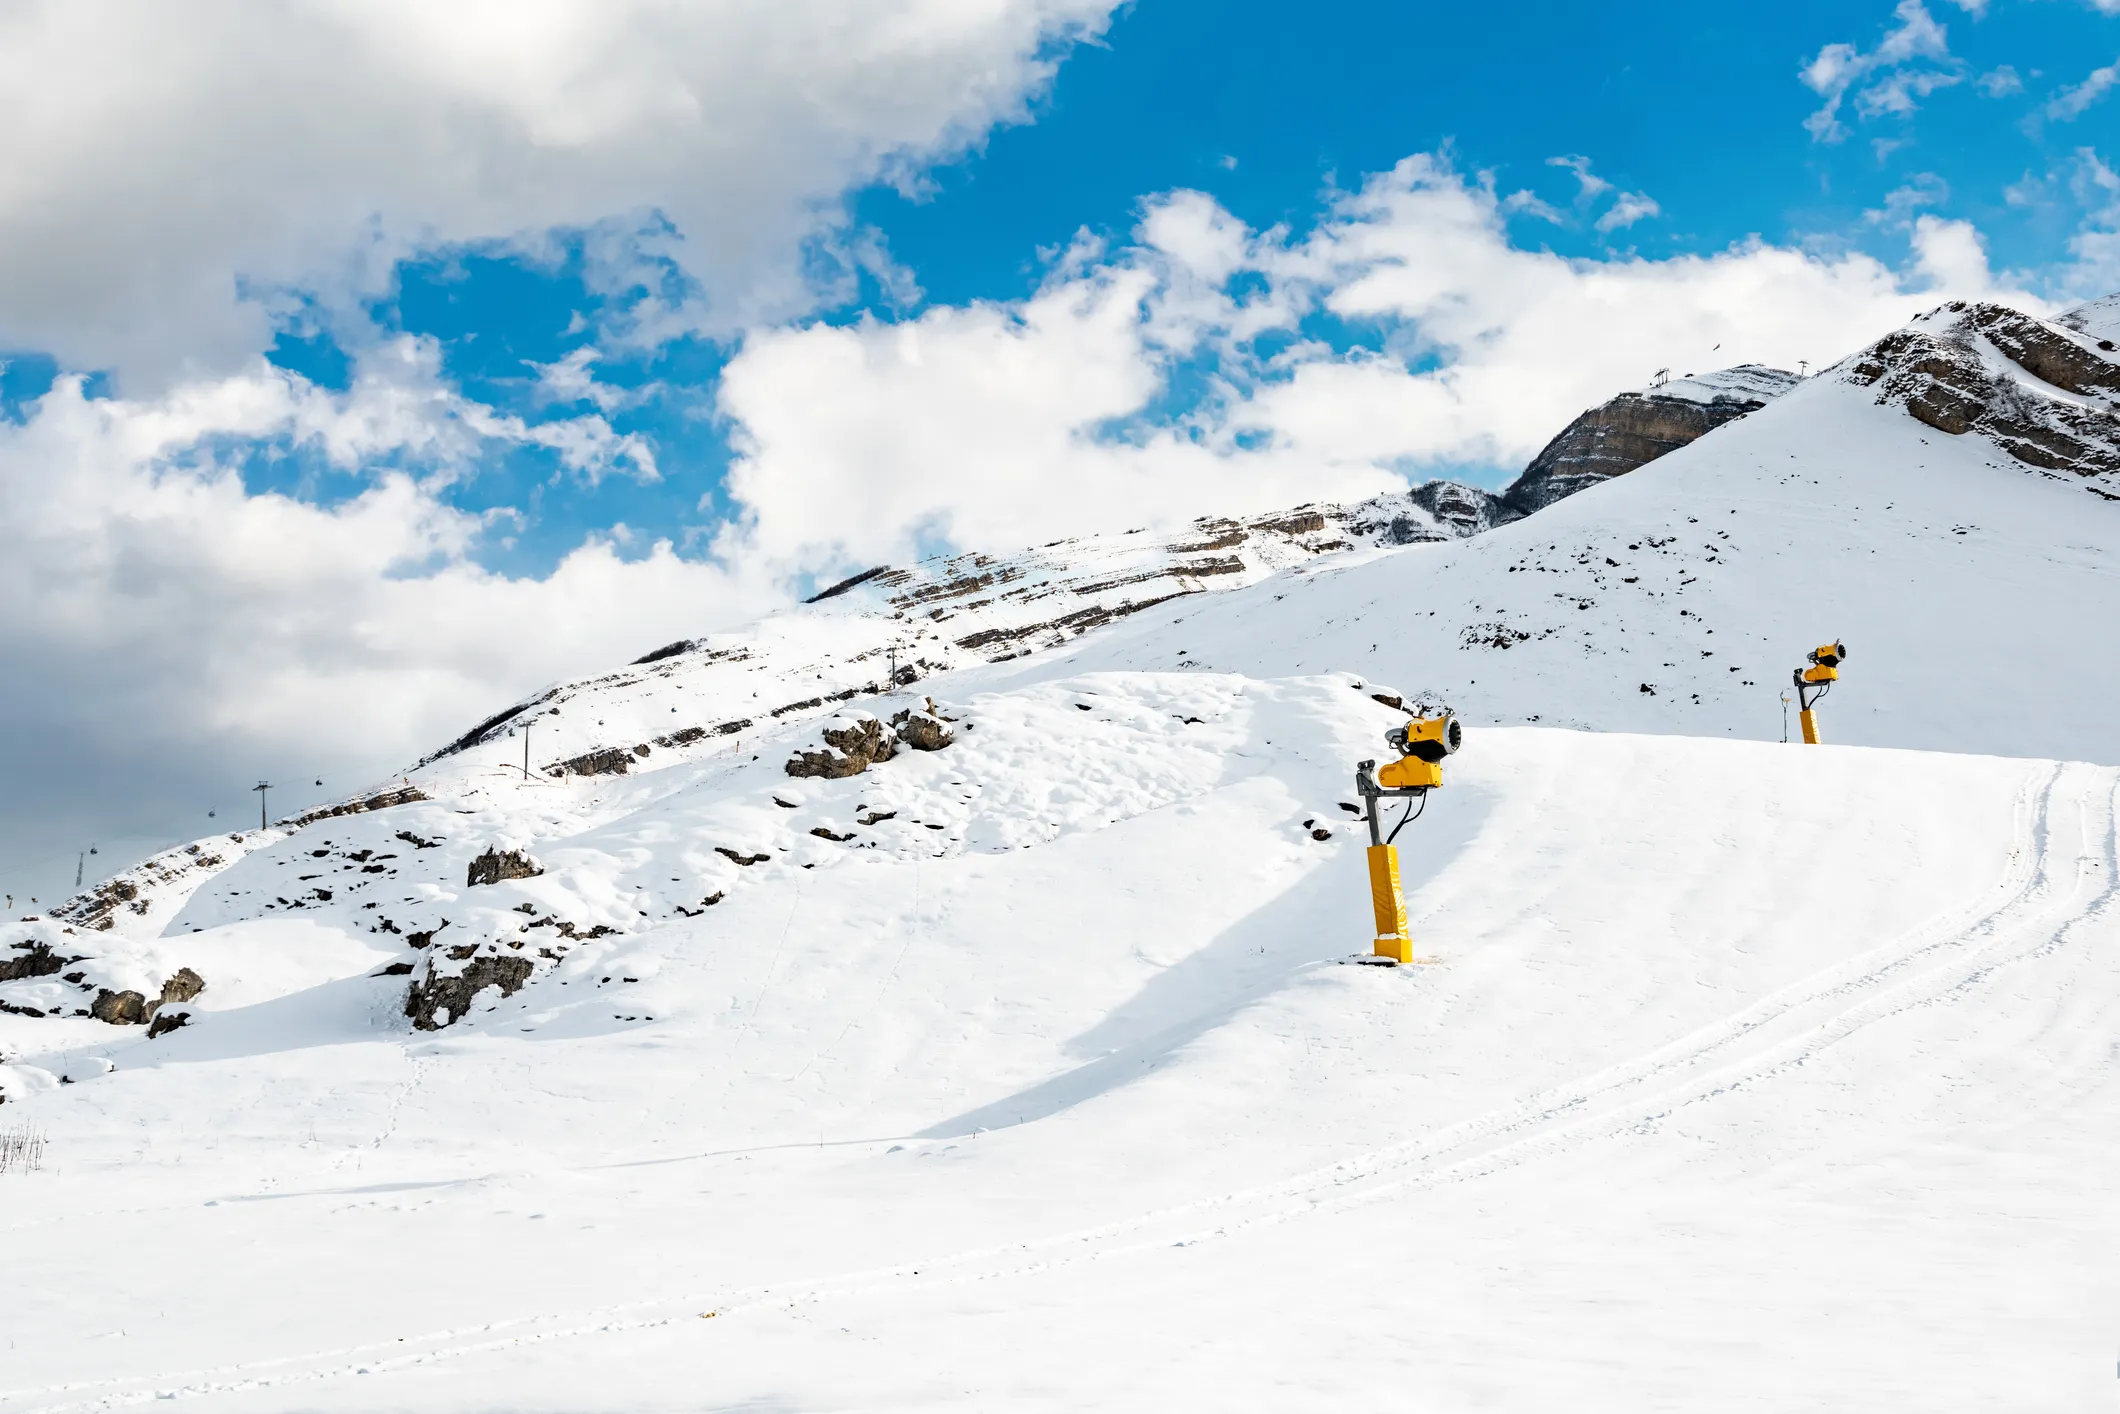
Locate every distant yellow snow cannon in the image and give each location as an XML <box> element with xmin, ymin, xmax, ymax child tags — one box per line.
<box><xmin>1356</xmin><ymin>712</ymin><xmax>1461</xmax><ymax>964</ymax></box>
<box><xmin>1792</xmin><ymin>640</ymin><xmax>1846</xmax><ymax>745</ymax></box>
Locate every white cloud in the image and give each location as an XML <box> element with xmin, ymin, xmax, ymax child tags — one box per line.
<box><xmin>711</xmin><ymin>154</ymin><xmax>2032</xmax><ymax>579</ymax></box>
<box><xmin>2047</xmin><ymin>57</ymin><xmax>2120</xmax><ymax>121</ymax></box>
<box><xmin>0</xmin><ymin>0</ymin><xmax>1119</xmax><ymax>390</ymax></box>
<box><xmin>1595</xmin><ymin>192</ymin><xmax>1663</xmax><ymax>233</ymax></box>
<box><xmin>1801</xmin><ymin>1</ymin><xmax>1963</xmax><ymax>141</ymax></box>
<box><xmin>1976</xmin><ymin>66</ymin><xmax>2023</xmax><ymax>97</ymax></box>
<box><xmin>1867</xmin><ymin>173</ymin><xmax>1952</xmax><ymax>227</ymax></box>
<box><xmin>0</xmin><ymin>352</ymin><xmax>772</xmax><ymax>891</ymax></box>
<box><xmin>1533</xmin><ymin>155</ymin><xmax>1659</xmax><ymax>235</ymax></box>
<box><xmin>2059</xmin><ymin>148</ymin><xmax>2120</xmax><ymax>295</ymax></box>
<box><xmin>1548</xmin><ymin>155</ymin><xmax>1613</xmax><ymax>203</ymax></box>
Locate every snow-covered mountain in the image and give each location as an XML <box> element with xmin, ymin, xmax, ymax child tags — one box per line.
<box><xmin>1499</xmin><ymin>362</ymin><xmax>1801</xmax><ymax>514</ymax></box>
<box><xmin>3</xmin><ymin>294</ymin><xmax>2118</xmax><ymax>1413</ymax></box>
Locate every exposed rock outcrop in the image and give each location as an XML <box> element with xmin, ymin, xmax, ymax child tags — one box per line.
<box><xmin>1841</xmin><ymin>300</ymin><xmax>2120</xmax><ymax>492</ymax></box>
<box><xmin>90</xmin><ymin>988</ymin><xmax>148</xmax><ymax>1025</ymax></box>
<box><xmin>278</xmin><ymin>785</ymin><xmax>429</xmax><ymax>832</ymax></box>
<box><xmin>466</xmin><ymin>849</ymin><xmax>543</xmax><ymax>888</ymax></box>
<box><xmin>1</xmin><ymin>941</ymin><xmax>67</xmax><ymax>983</ymax></box>
<box><xmin>786</xmin><ymin>714</ymin><xmax>898</xmax><ymax>779</ymax></box>
<box><xmin>404</xmin><ymin>953</ymin><xmax>535</xmax><ymax>1030</ymax></box>
<box><xmin>156</xmin><ymin>968</ymin><xmax>205</xmax><ymax>1011</ymax></box>
<box><xmin>85</xmin><ymin>967</ymin><xmax>206</xmax><ymax>1027</ymax></box>
<box><xmin>545</xmin><ymin>744</ymin><xmax>649</xmax><ymax>778</ymax></box>
<box><xmin>1501</xmin><ymin>365</ymin><xmax>1800</xmax><ymax>515</ymax></box>
<box><xmin>891</xmin><ymin>699</ymin><xmax>956</xmax><ymax>752</ymax></box>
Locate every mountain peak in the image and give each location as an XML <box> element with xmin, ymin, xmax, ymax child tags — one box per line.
<box><xmin>1840</xmin><ymin>297</ymin><xmax>2120</xmax><ymax>492</ymax></box>
<box><xmin>1498</xmin><ymin>363</ymin><xmax>1800</xmax><ymax>515</ymax></box>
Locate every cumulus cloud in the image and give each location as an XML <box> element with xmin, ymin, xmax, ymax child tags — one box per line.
<box><xmin>710</xmin><ymin>154</ymin><xmax>2027</xmax><ymax>578</ymax></box>
<box><xmin>0</xmin><ymin>351</ymin><xmax>774</xmax><ymax>896</ymax></box>
<box><xmin>0</xmin><ymin>0</ymin><xmax>1119</xmax><ymax>390</ymax></box>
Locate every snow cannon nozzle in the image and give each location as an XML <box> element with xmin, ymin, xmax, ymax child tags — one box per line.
<box><xmin>1807</xmin><ymin>641</ymin><xmax>1846</xmax><ymax>669</ymax></box>
<box><xmin>1385</xmin><ymin>713</ymin><xmax>1461</xmax><ymax>764</ymax></box>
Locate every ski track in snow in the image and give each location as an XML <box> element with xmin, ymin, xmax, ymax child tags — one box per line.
<box><xmin>13</xmin><ymin>763</ymin><xmax>2112</xmax><ymax>1412</ymax></box>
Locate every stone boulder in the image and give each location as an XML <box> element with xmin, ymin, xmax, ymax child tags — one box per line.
<box><xmin>155</xmin><ymin>967</ymin><xmax>205</xmax><ymax>1011</ymax></box>
<box><xmin>404</xmin><ymin>952</ymin><xmax>536</xmax><ymax>1031</ymax></box>
<box><xmin>466</xmin><ymin>848</ymin><xmax>543</xmax><ymax>887</ymax></box>
<box><xmin>90</xmin><ymin>989</ymin><xmax>148</xmax><ymax>1025</ymax></box>
<box><xmin>0</xmin><ymin>941</ymin><xmax>66</xmax><ymax>983</ymax></box>
<box><xmin>891</xmin><ymin>699</ymin><xmax>956</xmax><ymax>752</ymax></box>
<box><xmin>786</xmin><ymin>713</ymin><xmax>897</xmax><ymax>779</ymax></box>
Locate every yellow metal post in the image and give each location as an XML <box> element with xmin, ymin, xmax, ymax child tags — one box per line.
<box><xmin>1367</xmin><ymin>843</ymin><xmax>1413</xmax><ymax>964</ymax></box>
<box><xmin>1799</xmin><ymin>708</ymin><xmax>1821</xmax><ymax>745</ymax></box>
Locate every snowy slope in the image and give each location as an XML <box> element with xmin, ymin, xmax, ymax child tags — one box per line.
<box><xmin>3</xmin><ymin>297</ymin><xmax>2119</xmax><ymax>1411</ymax></box>
<box><xmin>1</xmin><ymin>703</ymin><xmax>2113</xmax><ymax>1411</ymax></box>
<box><xmin>1030</xmin><ymin>367</ymin><xmax>2120</xmax><ymax>762</ymax></box>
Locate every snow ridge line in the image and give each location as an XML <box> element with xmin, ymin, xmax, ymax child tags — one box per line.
<box><xmin>5</xmin><ymin>763</ymin><xmax>2090</xmax><ymax>1410</ymax></box>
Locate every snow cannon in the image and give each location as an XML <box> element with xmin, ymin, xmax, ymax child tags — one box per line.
<box><xmin>1355</xmin><ymin>713</ymin><xmax>1461</xmax><ymax>964</ymax></box>
<box><xmin>1792</xmin><ymin>641</ymin><xmax>1847</xmax><ymax>745</ymax></box>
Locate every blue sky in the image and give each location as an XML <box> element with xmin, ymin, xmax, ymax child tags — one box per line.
<box><xmin>1</xmin><ymin>0</ymin><xmax>2117</xmax><ymax>896</ymax></box>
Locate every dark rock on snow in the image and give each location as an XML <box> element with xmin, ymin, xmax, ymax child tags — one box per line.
<box><xmin>1501</xmin><ymin>365</ymin><xmax>1800</xmax><ymax>516</ymax></box>
<box><xmin>466</xmin><ymin>849</ymin><xmax>543</xmax><ymax>887</ymax></box>
<box><xmin>404</xmin><ymin>953</ymin><xmax>535</xmax><ymax>1031</ymax></box>
<box><xmin>786</xmin><ymin>714</ymin><xmax>897</xmax><ymax>779</ymax></box>
<box><xmin>1</xmin><ymin>940</ymin><xmax>66</xmax><ymax>983</ymax></box>
<box><xmin>1843</xmin><ymin>300</ymin><xmax>2120</xmax><ymax>488</ymax></box>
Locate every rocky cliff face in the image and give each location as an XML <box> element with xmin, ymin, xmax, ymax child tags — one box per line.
<box><xmin>1840</xmin><ymin>299</ymin><xmax>2120</xmax><ymax>495</ymax></box>
<box><xmin>1500</xmin><ymin>365</ymin><xmax>1801</xmax><ymax>516</ymax></box>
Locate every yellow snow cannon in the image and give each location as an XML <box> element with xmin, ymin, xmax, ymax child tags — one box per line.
<box><xmin>1792</xmin><ymin>641</ymin><xmax>1847</xmax><ymax>744</ymax></box>
<box><xmin>1356</xmin><ymin>713</ymin><xmax>1461</xmax><ymax>964</ymax></box>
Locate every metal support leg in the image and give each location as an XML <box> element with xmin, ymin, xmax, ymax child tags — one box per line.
<box><xmin>1356</xmin><ymin>759</ymin><xmax>1417</xmax><ymax>963</ymax></box>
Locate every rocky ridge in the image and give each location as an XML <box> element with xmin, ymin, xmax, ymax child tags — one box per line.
<box><xmin>1840</xmin><ymin>299</ymin><xmax>2120</xmax><ymax>496</ymax></box>
<box><xmin>1500</xmin><ymin>365</ymin><xmax>1803</xmax><ymax>516</ymax></box>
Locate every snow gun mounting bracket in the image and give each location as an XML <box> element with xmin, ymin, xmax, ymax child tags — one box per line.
<box><xmin>1792</xmin><ymin>640</ymin><xmax>1846</xmax><ymax>745</ymax></box>
<box><xmin>1354</xmin><ymin>712</ymin><xmax>1462</xmax><ymax>965</ymax></box>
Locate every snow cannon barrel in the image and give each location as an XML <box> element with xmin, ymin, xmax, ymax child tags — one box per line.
<box><xmin>1379</xmin><ymin>714</ymin><xmax>1459</xmax><ymax>789</ymax></box>
<box><xmin>1807</xmin><ymin>641</ymin><xmax>1847</xmax><ymax>669</ymax></box>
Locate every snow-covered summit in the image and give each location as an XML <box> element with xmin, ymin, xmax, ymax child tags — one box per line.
<box><xmin>2059</xmin><ymin>290</ymin><xmax>2120</xmax><ymax>345</ymax></box>
<box><xmin>1498</xmin><ymin>362</ymin><xmax>1799</xmax><ymax>514</ymax></box>
<box><xmin>1839</xmin><ymin>298</ymin><xmax>2119</xmax><ymax>491</ymax></box>
<box><xmin>1646</xmin><ymin>363</ymin><xmax>1804</xmax><ymax>406</ymax></box>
